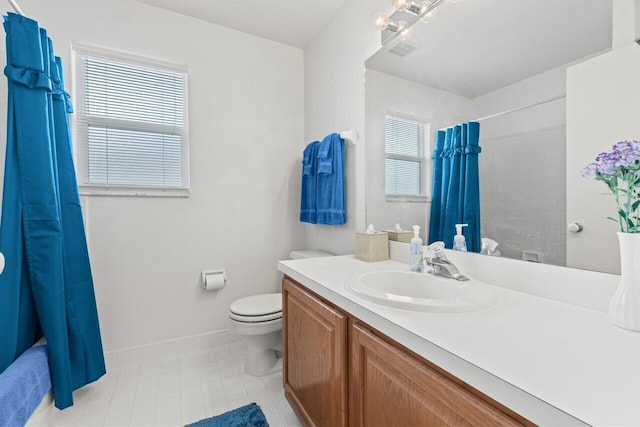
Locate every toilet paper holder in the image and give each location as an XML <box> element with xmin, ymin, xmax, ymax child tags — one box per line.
<box><xmin>201</xmin><ymin>269</ymin><xmax>227</xmax><ymax>290</ymax></box>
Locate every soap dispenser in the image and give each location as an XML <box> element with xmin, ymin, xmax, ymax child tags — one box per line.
<box><xmin>410</xmin><ymin>225</ymin><xmax>424</xmax><ymax>272</ymax></box>
<box><xmin>453</xmin><ymin>224</ymin><xmax>468</xmax><ymax>252</ymax></box>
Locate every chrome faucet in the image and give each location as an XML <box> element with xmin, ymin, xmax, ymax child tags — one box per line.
<box><xmin>422</xmin><ymin>242</ymin><xmax>469</xmax><ymax>281</ymax></box>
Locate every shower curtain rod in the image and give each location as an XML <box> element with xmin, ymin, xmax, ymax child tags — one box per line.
<box><xmin>472</xmin><ymin>94</ymin><xmax>566</xmax><ymax>123</ymax></box>
<box><xmin>8</xmin><ymin>0</ymin><xmax>24</xmax><ymax>16</ymax></box>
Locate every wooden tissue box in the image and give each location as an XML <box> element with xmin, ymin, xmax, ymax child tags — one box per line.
<box><xmin>355</xmin><ymin>231</ymin><xmax>389</xmax><ymax>262</ymax></box>
<box><xmin>384</xmin><ymin>230</ymin><xmax>413</xmax><ymax>243</ymax></box>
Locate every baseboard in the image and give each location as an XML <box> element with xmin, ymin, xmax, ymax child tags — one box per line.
<box><xmin>103</xmin><ymin>328</ymin><xmax>241</xmax><ymax>370</ymax></box>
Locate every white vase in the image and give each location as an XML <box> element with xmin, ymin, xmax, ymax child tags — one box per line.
<box><xmin>609</xmin><ymin>232</ymin><xmax>640</xmax><ymax>331</ymax></box>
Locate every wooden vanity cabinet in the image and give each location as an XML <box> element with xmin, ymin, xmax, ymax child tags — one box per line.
<box><xmin>350</xmin><ymin>321</ymin><xmax>530</xmax><ymax>426</ymax></box>
<box><xmin>283</xmin><ymin>276</ymin><xmax>532</xmax><ymax>427</ymax></box>
<box><xmin>282</xmin><ymin>277</ymin><xmax>348</xmax><ymax>427</ymax></box>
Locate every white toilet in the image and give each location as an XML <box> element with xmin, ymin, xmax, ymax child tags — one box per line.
<box><xmin>228</xmin><ymin>250</ymin><xmax>331</xmax><ymax>376</ymax></box>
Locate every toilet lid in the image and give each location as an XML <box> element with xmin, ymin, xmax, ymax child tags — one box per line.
<box><xmin>230</xmin><ymin>293</ymin><xmax>282</xmax><ymax>317</ymax></box>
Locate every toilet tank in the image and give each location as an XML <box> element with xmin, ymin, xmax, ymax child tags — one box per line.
<box><xmin>276</xmin><ymin>251</ymin><xmax>332</xmax><ymax>293</ymax></box>
<box><xmin>288</xmin><ymin>250</ymin><xmax>332</xmax><ymax>260</ymax></box>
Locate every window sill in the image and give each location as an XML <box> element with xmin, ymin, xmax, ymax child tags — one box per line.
<box><xmin>79</xmin><ymin>186</ymin><xmax>190</xmax><ymax>198</ymax></box>
<box><xmin>385</xmin><ymin>195</ymin><xmax>430</xmax><ymax>203</ymax></box>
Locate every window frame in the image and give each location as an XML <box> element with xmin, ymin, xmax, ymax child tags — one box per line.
<box><xmin>384</xmin><ymin>111</ymin><xmax>431</xmax><ymax>202</ymax></box>
<box><xmin>71</xmin><ymin>43</ymin><xmax>190</xmax><ymax>197</ymax></box>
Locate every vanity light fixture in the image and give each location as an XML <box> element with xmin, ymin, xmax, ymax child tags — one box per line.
<box><xmin>373</xmin><ymin>12</ymin><xmax>413</xmax><ymax>40</ymax></box>
<box><xmin>373</xmin><ymin>11</ymin><xmax>401</xmax><ymax>32</ymax></box>
<box><xmin>392</xmin><ymin>0</ymin><xmax>423</xmax><ymax>14</ymax></box>
<box><xmin>392</xmin><ymin>0</ymin><xmax>438</xmax><ymax>22</ymax></box>
<box><xmin>374</xmin><ymin>0</ymin><xmax>450</xmax><ymax>42</ymax></box>
<box><xmin>419</xmin><ymin>1</ymin><xmax>439</xmax><ymax>23</ymax></box>
<box><xmin>398</xmin><ymin>23</ymin><xmax>413</xmax><ymax>40</ymax></box>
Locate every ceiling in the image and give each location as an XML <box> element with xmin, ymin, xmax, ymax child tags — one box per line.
<box><xmin>366</xmin><ymin>0</ymin><xmax>613</xmax><ymax>98</ymax></box>
<box><xmin>133</xmin><ymin>0</ymin><xmax>614</xmax><ymax>95</ymax></box>
<box><xmin>133</xmin><ymin>0</ymin><xmax>345</xmax><ymax>48</ymax></box>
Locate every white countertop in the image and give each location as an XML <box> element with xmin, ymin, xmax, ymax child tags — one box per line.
<box><xmin>278</xmin><ymin>255</ymin><xmax>640</xmax><ymax>426</ymax></box>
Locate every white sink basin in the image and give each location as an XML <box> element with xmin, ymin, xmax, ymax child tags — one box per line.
<box><xmin>346</xmin><ymin>270</ymin><xmax>495</xmax><ymax>313</ymax></box>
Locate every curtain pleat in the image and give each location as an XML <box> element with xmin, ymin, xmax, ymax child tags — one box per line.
<box><xmin>428</xmin><ymin>122</ymin><xmax>482</xmax><ymax>252</ymax></box>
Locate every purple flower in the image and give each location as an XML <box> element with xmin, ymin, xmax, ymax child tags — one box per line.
<box><xmin>581</xmin><ymin>163</ymin><xmax>600</xmax><ymax>178</ymax></box>
<box><xmin>583</xmin><ymin>140</ymin><xmax>640</xmax><ymax>233</ymax></box>
<box><xmin>587</xmin><ymin>140</ymin><xmax>640</xmax><ymax>177</ymax></box>
<box><xmin>616</xmin><ymin>140</ymin><xmax>640</xmax><ymax>166</ymax></box>
<box><xmin>613</xmin><ymin>140</ymin><xmax>634</xmax><ymax>152</ymax></box>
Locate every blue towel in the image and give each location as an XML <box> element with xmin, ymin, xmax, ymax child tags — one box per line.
<box><xmin>317</xmin><ymin>135</ymin><xmax>332</xmax><ymax>174</ymax></box>
<box><xmin>0</xmin><ymin>345</ymin><xmax>51</xmax><ymax>427</ymax></box>
<box><xmin>300</xmin><ymin>141</ymin><xmax>319</xmax><ymax>224</ymax></box>
<box><xmin>316</xmin><ymin>133</ymin><xmax>346</xmax><ymax>225</ymax></box>
<box><xmin>187</xmin><ymin>402</ymin><xmax>269</xmax><ymax>427</ymax></box>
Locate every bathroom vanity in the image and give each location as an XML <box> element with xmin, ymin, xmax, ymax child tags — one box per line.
<box><xmin>278</xmin><ymin>251</ymin><xmax>640</xmax><ymax>426</ymax></box>
<box><xmin>282</xmin><ymin>276</ymin><xmax>529</xmax><ymax>426</ymax></box>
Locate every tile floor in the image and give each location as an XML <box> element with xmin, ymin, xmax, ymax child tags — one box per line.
<box><xmin>28</xmin><ymin>342</ymin><xmax>302</xmax><ymax>427</ymax></box>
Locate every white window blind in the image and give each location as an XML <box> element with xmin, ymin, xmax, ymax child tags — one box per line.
<box><xmin>73</xmin><ymin>45</ymin><xmax>189</xmax><ymax>196</ymax></box>
<box><xmin>384</xmin><ymin>114</ymin><xmax>429</xmax><ymax>198</ymax></box>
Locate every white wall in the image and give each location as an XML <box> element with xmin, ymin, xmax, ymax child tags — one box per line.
<box><xmin>2</xmin><ymin>0</ymin><xmax>305</xmax><ymax>353</ymax></box>
<box><xmin>303</xmin><ymin>0</ymin><xmax>389</xmax><ymax>254</ymax></box>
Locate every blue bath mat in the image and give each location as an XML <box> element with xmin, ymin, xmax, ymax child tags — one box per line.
<box><xmin>186</xmin><ymin>402</ymin><xmax>269</xmax><ymax>427</ymax></box>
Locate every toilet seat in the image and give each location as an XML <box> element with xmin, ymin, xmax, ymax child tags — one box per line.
<box><xmin>229</xmin><ymin>311</ymin><xmax>282</xmax><ymax>323</ymax></box>
<box><xmin>229</xmin><ymin>293</ymin><xmax>282</xmax><ymax>323</ymax></box>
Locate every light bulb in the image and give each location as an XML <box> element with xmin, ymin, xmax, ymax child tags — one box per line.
<box><xmin>392</xmin><ymin>0</ymin><xmax>411</xmax><ymax>11</ymax></box>
<box><xmin>393</xmin><ymin>0</ymin><xmax>425</xmax><ymax>15</ymax></box>
<box><xmin>398</xmin><ymin>21</ymin><xmax>413</xmax><ymax>41</ymax></box>
<box><xmin>373</xmin><ymin>12</ymin><xmax>390</xmax><ymax>30</ymax></box>
<box><xmin>420</xmin><ymin>0</ymin><xmax>439</xmax><ymax>23</ymax></box>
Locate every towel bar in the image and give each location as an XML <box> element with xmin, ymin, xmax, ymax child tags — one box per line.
<box><xmin>340</xmin><ymin>129</ymin><xmax>357</xmax><ymax>145</ymax></box>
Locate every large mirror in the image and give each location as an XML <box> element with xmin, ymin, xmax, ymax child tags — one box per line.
<box><xmin>364</xmin><ymin>0</ymin><xmax>625</xmax><ymax>273</ymax></box>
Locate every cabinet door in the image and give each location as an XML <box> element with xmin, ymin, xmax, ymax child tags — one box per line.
<box><xmin>282</xmin><ymin>277</ymin><xmax>347</xmax><ymax>427</ymax></box>
<box><xmin>350</xmin><ymin>322</ymin><xmax>529</xmax><ymax>427</ymax></box>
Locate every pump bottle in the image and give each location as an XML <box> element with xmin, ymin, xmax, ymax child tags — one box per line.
<box><xmin>410</xmin><ymin>225</ymin><xmax>424</xmax><ymax>272</ymax></box>
<box><xmin>453</xmin><ymin>224</ymin><xmax>468</xmax><ymax>251</ymax></box>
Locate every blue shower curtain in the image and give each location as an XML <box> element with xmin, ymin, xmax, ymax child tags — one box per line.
<box><xmin>0</xmin><ymin>13</ymin><xmax>105</xmax><ymax>409</ymax></box>
<box><xmin>428</xmin><ymin>122</ymin><xmax>482</xmax><ymax>252</ymax></box>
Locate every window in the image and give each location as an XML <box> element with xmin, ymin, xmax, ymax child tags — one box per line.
<box><xmin>384</xmin><ymin>114</ymin><xmax>430</xmax><ymax>200</ymax></box>
<box><xmin>72</xmin><ymin>44</ymin><xmax>189</xmax><ymax>196</ymax></box>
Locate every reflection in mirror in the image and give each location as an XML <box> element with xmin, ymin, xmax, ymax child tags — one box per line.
<box><xmin>365</xmin><ymin>0</ymin><xmax>615</xmax><ymax>272</ymax></box>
